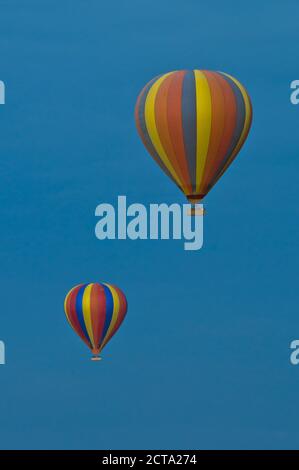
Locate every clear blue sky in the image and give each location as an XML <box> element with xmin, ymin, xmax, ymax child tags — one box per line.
<box><xmin>0</xmin><ymin>0</ymin><xmax>298</xmax><ymax>450</ymax></box>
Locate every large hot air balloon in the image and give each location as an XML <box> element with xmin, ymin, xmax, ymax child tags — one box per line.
<box><xmin>135</xmin><ymin>70</ymin><xmax>252</xmax><ymax>208</ymax></box>
<box><xmin>64</xmin><ymin>282</ymin><xmax>127</xmax><ymax>361</ymax></box>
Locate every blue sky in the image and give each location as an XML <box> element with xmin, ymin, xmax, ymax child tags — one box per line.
<box><xmin>0</xmin><ymin>0</ymin><xmax>299</xmax><ymax>449</ymax></box>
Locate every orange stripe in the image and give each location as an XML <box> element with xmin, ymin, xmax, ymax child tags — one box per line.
<box><xmin>200</xmin><ymin>72</ymin><xmax>237</xmax><ymax>196</ymax></box>
<box><xmin>135</xmin><ymin>78</ymin><xmax>184</xmax><ymax>191</ymax></box>
<box><xmin>166</xmin><ymin>71</ymin><xmax>192</xmax><ymax>194</ymax></box>
<box><xmin>198</xmin><ymin>71</ymin><xmax>226</xmax><ymax>194</ymax></box>
<box><xmin>111</xmin><ymin>286</ymin><xmax>127</xmax><ymax>333</ymax></box>
<box><xmin>154</xmin><ymin>74</ymin><xmax>187</xmax><ymax>188</ymax></box>
<box><xmin>90</xmin><ymin>284</ymin><xmax>106</xmax><ymax>349</ymax></box>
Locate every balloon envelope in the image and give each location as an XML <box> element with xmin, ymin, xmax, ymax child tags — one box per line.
<box><xmin>64</xmin><ymin>282</ymin><xmax>127</xmax><ymax>359</ymax></box>
<box><xmin>135</xmin><ymin>70</ymin><xmax>252</xmax><ymax>203</ymax></box>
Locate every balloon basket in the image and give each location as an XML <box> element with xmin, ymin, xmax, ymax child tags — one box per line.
<box><xmin>91</xmin><ymin>356</ymin><xmax>102</xmax><ymax>361</ymax></box>
<box><xmin>187</xmin><ymin>207</ymin><xmax>206</xmax><ymax>216</ymax></box>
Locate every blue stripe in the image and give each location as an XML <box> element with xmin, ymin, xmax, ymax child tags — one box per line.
<box><xmin>218</xmin><ymin>72</ymin><xmax>246</xmax><ymax>163</ymax></box>
<box><xmin>138</xmin><ymin>76</ymin><xmax>162</xmax><ymax>161</ymax></box>
<box><xmin>75</xmin><ymin>284</ymin><xmax>91</xmax><ymax>344</ymax></box>
<box><xmin>100</xmin><ymin>284</ymin><xmax>114</xmax><ymax>343</ymax></box>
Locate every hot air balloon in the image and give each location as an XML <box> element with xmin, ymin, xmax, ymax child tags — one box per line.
<box><xmin>135</xmin><ymin>70</ymin><xmax>252</xmax><ymax>213</ymax></box>
<box><xmin>64</xmin><ymin>282</ymin><xmax>127</xmax><ymax>361</ymax></box>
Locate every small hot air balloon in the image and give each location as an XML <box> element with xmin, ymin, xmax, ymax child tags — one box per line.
<box><xmin>64</xmin><ymin>282</ymin><xmax>127</xmax><ymax>361</ymax></box>
<box><xmin>135</xmin><ymin>70</ymin><xmax>252</xmax><ymax>212</ymax></box>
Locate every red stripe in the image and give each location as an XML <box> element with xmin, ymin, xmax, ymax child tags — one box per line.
<box><xmin>90</xmin><ymin>283</ymin><xmax>106</xmax><ymax>349</ymax></box>
<box><xmin>200</xmin><ymin>72</ymin><xmax>237</xmax><ymax>195</ymax></box>
<box><xmin>66</xmin><ymin>285</ymin><xmax>91</xmax><ymax>349</ymax></box>
<box><xmin>166</xmin><ymin>71</ymin><xmax>192</xmax><ymax>194</ymax></box>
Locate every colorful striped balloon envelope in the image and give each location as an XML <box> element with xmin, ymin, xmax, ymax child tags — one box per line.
<box><xmin>64</xmin><ymin>282</ymin><xmax>127</xmax><ymax>361</ymax></box>
<box><xmin>135</xmin><ymin>70</ymin><xmax>252</xmax><ymax>204</ymax></box>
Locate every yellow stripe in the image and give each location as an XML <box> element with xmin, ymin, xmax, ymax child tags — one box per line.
<box><xmin>194</xmin><ymin>70</ymin><xmax>212</xmax><ymax>193</ymax></box>
<box><xmin>221</xmin><ymin>73</ymin><xmax>252</xmax><ymax>171</ymax></box>
<box><xmin>100</xmin><ymin>284</ymin><xmax>120</xmax><ymax>351</ymax></box>
<box><xmin>82</xmin><ymin>284</ymin><xmax>95</xmax><ymax>347</ymax></box>
<box><xmin>144</xmin><ymin>73</ymin><xmax>185</xmax><ymax>191</ymax></box>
